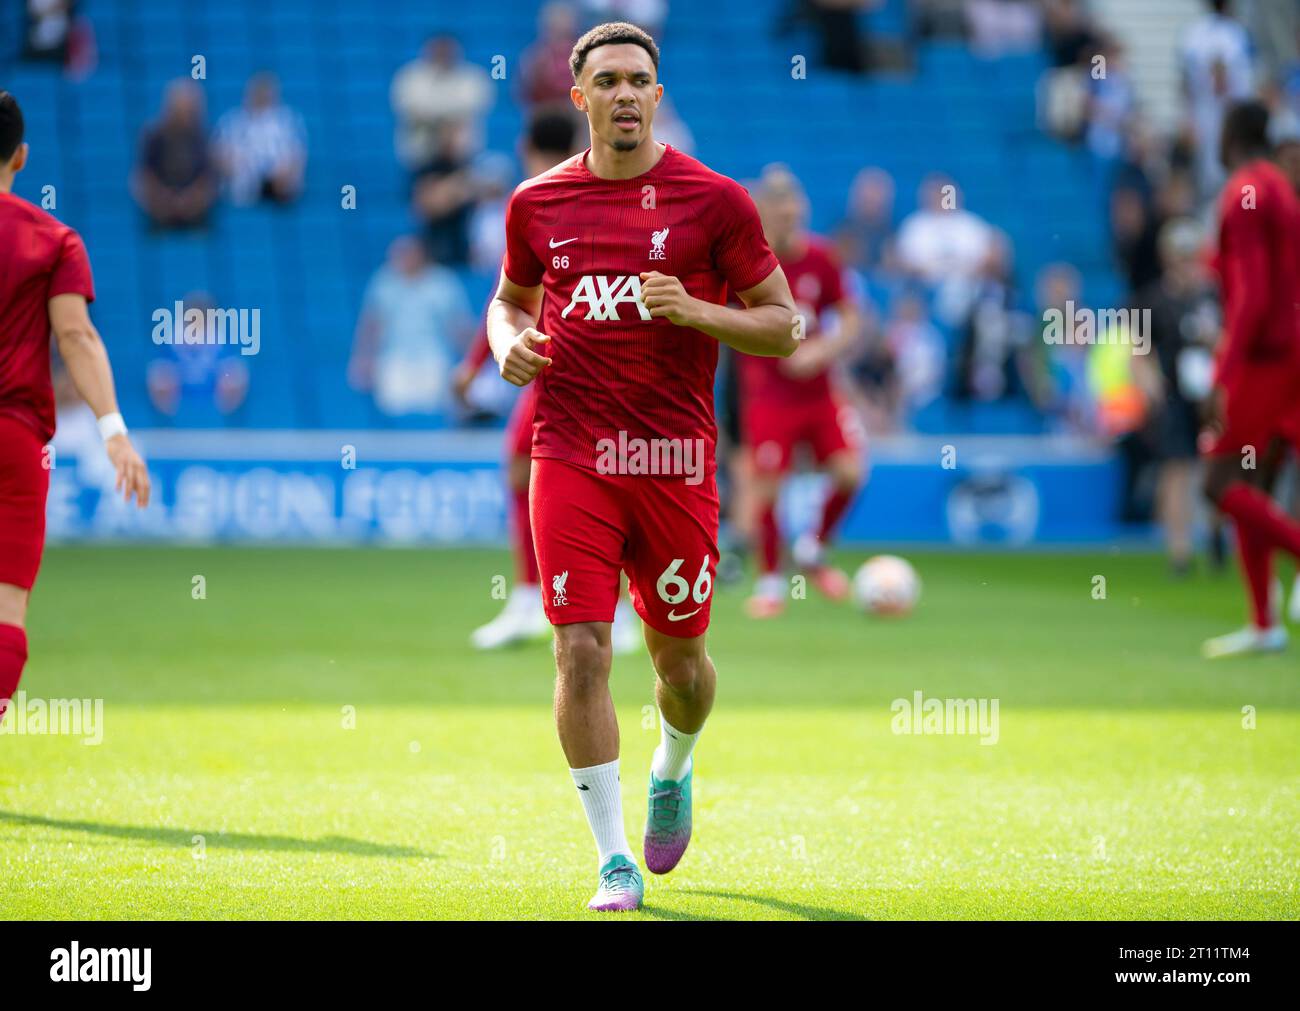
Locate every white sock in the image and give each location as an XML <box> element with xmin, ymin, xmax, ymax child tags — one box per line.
<box><xmin>570</xmin><ymin>759</ymin><xmax>634</xmax><ymax>867</ymax></box>
<box><xmin>652</xmin><ymin>714</ymin><xmax>700</xmax><ymax>783</ymax></box>
<box><xmin>754</xmin><ymin>573</ymin><xmax>784</xmax><ymax>599</ymax></box>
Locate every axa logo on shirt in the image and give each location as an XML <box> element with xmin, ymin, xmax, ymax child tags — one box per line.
<box><xmin>562</xmin><ymin>275</ymin><xmax>652</xmax><ymax>321</ymax></box>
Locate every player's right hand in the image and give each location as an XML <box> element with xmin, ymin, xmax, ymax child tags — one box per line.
<box><xmin>499</xmin><ymin>328</ymin><xmax>553</xmax><ymax>387</ymax></box>
<box><xmin>105</xmin><ymin>434</ymin><xmax>151</xmax><ymax>508</ymax></box>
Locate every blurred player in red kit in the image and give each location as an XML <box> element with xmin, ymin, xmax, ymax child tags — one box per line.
<box><xmin>486</xmin><ymin>23</ymin><xmax>797</xmax><ymax>910</ymax></box>
<box><xmin>738</xmin><ymin>165</ymin><xmax>864</xmax><ymax>619</ymax></box>
<box><xmin>456</xmin><ymin>110</ymin><xmax>640</xmax><ymax>654</ymax></box>
<box><xmin>0</xmin><ymin>92</ymin><xmax>150</xmax><ymax>721</ymax></box>
<box><xmin>1200</xmin><ymin>100</ymin><xmax>1300</xmax><ymax>658</ymax></box>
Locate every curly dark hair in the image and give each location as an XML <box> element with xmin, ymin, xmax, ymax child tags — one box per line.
<box><xmin>569</xmin><ymin>21</ymin><xmax>659</xmax><ymax>83</ymax></box>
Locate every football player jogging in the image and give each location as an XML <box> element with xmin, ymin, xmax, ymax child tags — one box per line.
<box><xmin>0</xmin><ymin>92</ymin><xmax>150</xmax><ymax>723</ymax></box>
<box><xmin>1200</xmin><ymin>100</ymin><xmax>1300</xmax><ymax>658</ymax></box>
<box><xmin>487</xmin><ymin>23</ymin><xmax>797</xmax><ymax>911</ymax></box>
<box><xmin>738</xmin><ymin>165</ymin><xmax>864</xmax><ymax>618</ymax></box>
<box><xmin>457</xmin><ymin>110</ymin><xmax>640</xmax><ymax>654</ymax></box>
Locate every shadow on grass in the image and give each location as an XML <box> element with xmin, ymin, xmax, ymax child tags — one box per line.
<box><xmin>0</xmin><ymin>809</ymin><xmax>434</xmax><ymax>859</ymax></box>
<box><xmin>643</xmin><ymin>888</ymin><xmax>870</xmax><ymax>921</ymax></box>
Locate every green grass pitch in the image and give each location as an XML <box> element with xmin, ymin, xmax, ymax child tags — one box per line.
<box><xmin>1</xmin><ymin>545</ymin><xmax>1297</xmax><ymax>920</ymax></box>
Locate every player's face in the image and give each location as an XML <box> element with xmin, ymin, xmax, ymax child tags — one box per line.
<box><xmin>573</xmin><ymin>44</ymin><xmax>662</xmax><ymax>153</ymax></box>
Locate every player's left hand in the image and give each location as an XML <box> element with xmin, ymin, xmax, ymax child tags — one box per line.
<box><xmin>639</xmin><ymin>271</ymin><xmax>698</xmax><ymax>327</ymax></box>
<box><xmin>105</xmin><ymin>434</ymin><xmax>151</xmax><ymax>508</ymax></box>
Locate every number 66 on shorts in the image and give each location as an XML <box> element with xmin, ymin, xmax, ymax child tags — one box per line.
<box><xmin>530</xmin><ymin>457</ymin><xmax>720</xmax><ymax>638</ymax></box>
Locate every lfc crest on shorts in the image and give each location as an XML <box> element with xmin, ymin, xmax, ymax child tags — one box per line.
<box><xmin>648</xmin><ymin>227</ymin><xmax>668</xmax><ymax>261</ymax></box>
<box><xmin>552</xmin><ymin>570</ymin><xmax>569</xmax><ymax>606</ymax></box>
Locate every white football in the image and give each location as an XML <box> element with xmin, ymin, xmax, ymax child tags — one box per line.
<box><xmin>852</xmin><ymin>555</ymin><xmax>921</xmax><ymax>616</ymax></box>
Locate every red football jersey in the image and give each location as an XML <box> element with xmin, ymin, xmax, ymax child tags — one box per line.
<box><xmin>737</xmin><ymin>234</ymin><xmax>849</xmax><ymax>406</ymax></box>
<box><xmin>0</xmin><ymin>191</ymin><xmax>96</xmax><ymax>442</ymax></box>
<box><xmin>502</xmin><ymin>144</ymin><xmax>779</xmax><ymax>473</ymax></box>
<box><xmin>1214</xmin><ymin>159</ymin><xmax>1300</xmax><ymax>387</ymax></box>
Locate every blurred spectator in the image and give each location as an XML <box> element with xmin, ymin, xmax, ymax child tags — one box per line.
<box><xmin>521</xmin><ymin>3</ymin><xmax>580</xmax><ymax>110</ymax></box>
<box><xmin>885</xmin><ymin>290</ymin><xmax>945</xmax><ymax>416</ymax></box>
<box><xmin>845</xmin><ymin>302</ymin><xmax>898</xmax><ymax>433</ymax></box>
<box><xmin>1109</xmin><ymin>161</ymin><xmax>1197</xmax><ymax>300</ymax></box>
<box><xmin>1084</xmin><ymin>36</ymin><xmax>1136</xmax><ymax>162</ymax></box>
<box><xmin>22</xmin><ymin>0</ymin><xmax>95</xmax><ymax>76</ymax></box>
<box><xmin>348</xmin><ymin>236</ymin><xmax>473</xmax><ymax>419</ymax></box>
<box><xmin>1030</xmin><ymin>263</ymin><xmax>1094</xmax><ymax>432</ymax></box>
<box><xmin>1241</xmin><ymin>0</ymin><xmax>1299</xmax><ymax>93</ymax></box>
<box><xmin>468</xmin><ymin>152</ymin><xmax>517</xmax><ymax>273</ymax></box>
<box><xmin>1278</xmin><ymin>26</ymin><xmax>1300</xmax><ymax>119</ymax></box>
<box><xmin>412</xmin><ymin>120</ymin><xmax>478</xmax><ymax>266</ymax></box>
<box><xmin>391</xmin><ymin>35</ymin><xmax>494</xmax><ymax>172</ymax></box>
<box><xmin>24</xmin><ymin>0</ymin><xmax>72</xmax><ymax>62</ymax></box>
<box><xmin>896</xmin><ymin>175</ymin><xmax>996</xmax><ymax>327</ymax></box>
<box><xmin>212</xmin><ymin>73</ymin><xmax>307</xmax><ymax>207</ymax></box>
<box><xmin>810</xmin><ymin>0</ymin><xmax>873</xmax><ymax>74</ymax></box>
<box><xmin>131</xmin><ymin>80</ymin><xmax>217</xmax><ymax>231</ymax></box>
<box><xmin>965</xmin><ymin>0</ymin><xmax>1043</xmax><ymax>59</ymax></box>
<box><xmin>1037</xmin><ymin>0</ymin><xmax>1101</xmax><ymax>143</ymax></box>
<box><xmin>896</xmin><ymin>175</ymin><xmax>994</xmax><ymax>284</ymax></box>
<box><xmin>1110</xmin><ymin>183</ymin><xmax>1161</xmax><ymax>296</ymax></box>
<box><xmin>835</xmin><ymin>166</ymin><xmax>896</xmax><ymax>274</ymax></box>
<box><xmin>1272</xmin><ymin>107</ymin><xmax>1300</xmax><ymax>193</ymax></box>
<box><xmin>1042</xmin><ymin>0</ymin><xmax>1099</xmax><ymax>68</ymax></box>
<box><xmin>146</xmin><ymin>292</ymin><xmax>251</xmax><ymax>424</ymax></box>
<box><xmin>914</xmin><ymin>0</ymin><xmax>967</xmax><ymax>40</ymax></box>
<box><xmin>952</xmin><ymin>233</ymin><xmax>1034</xmax><ymax>404</ymax></box>
<box><xmin>1180</xmin><ymin>0</ymin><xmax>1255</xmax><ymax>198</ymax></box>
<box><xmin>1132</xmin><ymin>218</ymin><xmax>1218</xmax><ymax>574</ymax></box>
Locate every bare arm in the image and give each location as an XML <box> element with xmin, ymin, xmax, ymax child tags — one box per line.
<box><xmin>48</xmin><ymin>294</ymin><xmax>150</xmax><ymax>507</ymax></box>
<box><xmin>487</xmin><ymin>270</ymin><xmax>553</xmax><ymax>387</ymax></box>
<box><xmin>639</xmin><ymin>267</ymin><xmax>799</xmax><ymax>358</ymax></box>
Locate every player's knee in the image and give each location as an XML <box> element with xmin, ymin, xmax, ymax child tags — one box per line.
<box><xmin>553</xmin><ymin>623</ymin><xmax>612</xmax><ymax>693</ymax></box>
<box><xmin>649</xmin><ymin>641</ymin><xmax>707</xmax><ymax>695</ymax></box>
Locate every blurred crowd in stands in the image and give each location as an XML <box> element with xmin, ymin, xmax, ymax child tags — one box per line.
<box><xmin>23</xmin><ymin>0</ymin><xmax>1300</xmax><ymax>499</ymax></box>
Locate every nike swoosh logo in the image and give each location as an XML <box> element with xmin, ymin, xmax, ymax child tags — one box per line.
<box><xmin>549</xmin><ymin>237</ymin><xmax>579</xmax><ymax>248</ymax></box>
<box><xmin>667</xmin><ymin>607</ymin><xmax>701</xmax><ymax>622</ymax></box>
<box><xmin>577</xmin><ymin>784</ymin><xmax>590</xmax><ymax>791</ymax></box>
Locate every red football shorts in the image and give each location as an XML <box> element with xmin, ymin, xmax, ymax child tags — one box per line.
<box><xmin>505</xmin><ymin>384</ymin><xmax>538</xmax><ymax>460</ymax></box>
<box><xmin>0</xmin><ymin>416</ymin><xmax>50</xmax><ymax>590</ymax></box>
<box><xmin>743</xmin><ymin>394</ymin><xmax>863</xmax><ymax>475</ymax></box>
<box><xmin>1204</xmin><ymin>363</ymin><xmax>1300</xmax><ymax>458</ymax></box>
<box><xmin>529</xmin><ymin>457</ymin><xmax>719</xmax><ymax>638</ymax></box>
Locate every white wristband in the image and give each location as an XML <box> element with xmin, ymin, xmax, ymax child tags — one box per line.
<box><xmin>97</xmin><ymin>412</ymin><xmax>128</xmax><ymax>442</ymax></box>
